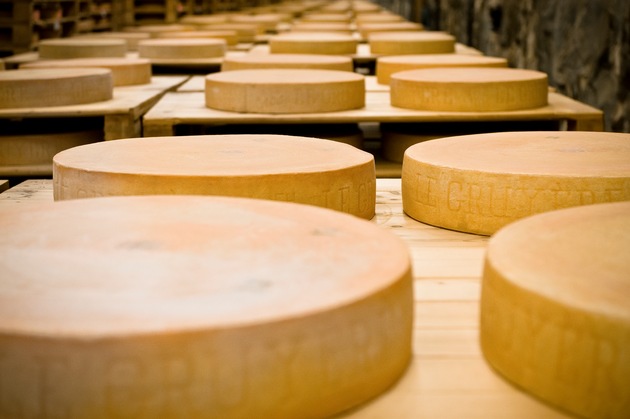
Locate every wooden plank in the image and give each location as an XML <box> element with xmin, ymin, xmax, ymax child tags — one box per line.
<box><xmin>0</xmin><ymin>178</ymin><xmax>573</xmax><ymax>418</ymax></box>
<box><xmin>0</xmin><ymin>180</ymin><xmax>8</xmax><ymax>193</ymax></box>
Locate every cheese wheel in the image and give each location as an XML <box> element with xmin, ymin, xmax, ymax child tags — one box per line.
<box><xmin>123</xmin><ymin>24</ymin><xmax>196</xmax><ymax>37</ymax></box>
<box><xmin>179</xmin><ymin>14</ymin><xmax>230</xmax><ymax>25</ymax></box>
<box><xmin>38</xmin><ymin>38</ymin><xmax>127</xmax><ymax>59</ymax></box>
<box><xmin>201</xmin><ymin>23</ymin><xmax>259</xmax><ymax>42</ymax></box>
<box><xmin>0</xmin><ymin>68</ymin><xmax>113</xmax><ymax>109</ymax></box>
<box><xmin>290</xmin><ymin>22</ymin><xmax>353</xmax><ymax>33</ymax></box>
<box><xmin>355</xmin><ymin>13</ymin><xmax>405</xmax><ymax>23</ymax></box>
<box><xmin>481</xmin><ymin>201</ymin><xmax>630</xmax><ymax>418</ymax></box>
<box><xmin>0</xmin><ymin>194</ymin><xmax>413</xmax><ymax>418</ymax></box>
<box><xmin>391</xmin><ymin>68</ymin><xmax>548</xmax><ymax>112</ymax></box>
<box><xmin>357</xmin><ymin>22</ymin><xmax>423</xmax><ymax>37</ymax></box>
<box><xmin>221</xmin><ymin>53</ymin><xmax>353</xmax><ymax>71</ymax></box>
<box><xmin>74</xmin><ymin>32</ymin><xmax>150</xmax><ymax>51</ymax></box>
<box><xmin>230</xmin><ymin>14</ymin><xmax>283</xmax><ymax>32</ymax></box>
<box><xmin>53</xmin><ymin>134</ymin><xmax>376</xmax><ymax>219</ymax></box>
<box><xmin>21</xmin><ymin>58</ymin><xmax>152</xmax><ymax>86</ymax></box>
<box><xmin>138</xmin><ymin>38</ymin><xmax>226</xmax><ymax>59</ymax></box>
<box><xmin>402</xmin><ymin>131</ymin><xmax>630</xmax><ymax>235</ymax></box>
<box><xmin>300</xmin><ymin>13</ymin><xmax>353</xmax><ymax>22</ymax></box>
<box><xmin>269</xmin><ymin>33</ymin><xmax>358</xmax><ymax>55</ymax></box>
<box><xmin>369</xmin><ymin>31</ymin><xmax>455</xmax><ymax>55</ymax></box>
<box><xmin>376</xmin><ymin>54</ymin><xmax>508</xmax><ymax>84</ymax></box>
<box><xmin>153</xmin><ymin>30</ymin><xmax>238</xmax><ymax>46</ymax></box>
<box><xmin>205</xmin><ymin>69</ymin><xmax>365</xmax><ymax>114</ymax></box>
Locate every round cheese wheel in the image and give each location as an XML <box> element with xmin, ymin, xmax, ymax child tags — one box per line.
<box><xmin>74</xmin><ymin>32</ymin><xmax>150</xmax><ymax>51</ymax></box>
<box><xmin>230</xmin><ymin>14</ymin><xmax>283</xmax><ymax>32</ymax></box>
<box><xmin>153</xmin><ymin>30</ymin><xmax>238</xmax><ymax>46</ymax></box>
<box><xmin>201</xmin><ymin>23</ymin><xmax>260</xmax><ymax>42</ymax></box>
<box><xmin>38</xmin><ymin>38</ymin><xmax>127</xmax><ymax>59</ymax></box>
<box><xmin>179</xmin><ymin>14</ymin><xmax>230</xmax><ymax>25</ymax></box>
<box><xmin>0</xmin><ymin>194</ymin><xmax>413</xmax><ymax>418</ymax></box>
<box><xmin>205</xmin><ymin>69</ymin><xmax>365</xmax><ymax>114</ymax></box>
<box><xmin>300</xmin><ymin>13</ymin><xmax>353</xmax><ymax>22</ymax></box>
<box><xmin>53</xmin><ymin>134</ymin><xmax>376</xmax><ymax>219</ymax></box>
<box><xmin>138</xmin><ymin>38</ymin><xmax>226</xmax><ymax>60</ymax></box>
<box><xmin>368</xmin><ymin>31</ymin><xmax>455</xmax><ymax>55</ymax></box>
<box><xmin>269</xmin><ymin>33</ymin><xmax>358</xmax><ymax>55</ymax></box>
<box><xmin>0</xmin><ymin>68</ymin><xmax>113</xmax><ymax>109</ymax></box>
<box><xmin>290</xmin><ymin>22</ymin><xmax>353</xmax><ymax>33</ymax></box>
<box><xmin>391</xmin><ymin>68</ymin><xmax>548</xmax><ymax>112</ymax></box>
<box><xmin>357</xmin><ymin>22</ymin><xmax>423</xmax><ymax>37</ymax></box>
<box><xmin>221</xmin><ymin>53</ymin><xmax>353</xmax><ymax>71</ymax></box>
<box><xmin>376</xmin><ymin>54</ymin><xmax>508</xmax><ymax>84</ymax></box>
<box><xmin>123</xmin><ymin>24</ymin><xmax>196</xmax><ymax>37</ymax></box>
<box><xmin>21</xmin><ymin>58</ymin><xmax>152</xmax><ymax>86</ymax></box>
<box><xmin>355</xmin><ymin>13</ymin><xmax>405</xmax><ymax>23</ymax></box>
<box><xmin>402</xmin><ymin>131</ymin><xmax>630</xmax><ymax>235</ymax></box>
<box><xmin>481</xmin><ymin>201</ymin><xmax>630</xmax><ymax>419</ymax></box>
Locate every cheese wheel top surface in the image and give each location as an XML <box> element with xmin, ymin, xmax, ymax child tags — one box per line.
<box><xmin>0</xmin><ymin>195</ymin><xmax>409</xmax><ymax>338</ymax></box>
<box><xmin>378</xmin><ymin>54</ymin><xmax>507</xmax><ymax>66</ymax></box>
<box><xmin>369</xmin><ymin>31</ymin><xmax>454</xmax><ymax>42</ymax></box>
<box><xmin>138</xmin><ymin>38</ymin><xmax>226</xmax><ymax>47</ymax></box>
<box><xmin>487</xmin><ymin>201</ymin><xmax>630</xmax><ymax>321</ymax></box>
<box><xmin>206</xmin><ymin>68</ymin><xmax>363</xmax><ymax>86</ymax></box>
<box><xmin>38</xmin><ymin>38</ymin><xmax>126</xmax><ymax>48</ymax></box>
<box><xmin>393</xmin><ymin>67</ymin><xmax>546</xmax><ymax>84</ymax></box>
<box><xmin>21</xmin><ymin>57</ymin><xmax>151</xmax><ymax>68</ymax></box>
<box><xmin>405</xmin><ymin>131</ymin><xmax>630</xmax><ymax>177</ymax></box>
<box><xmin>221</xmin><ymin>53</ymin><xmax>353</xmax><ymax>70</ymax></box>
<box><xmin>54</xmin><ymin>134</ymin><xmax>372</xmax><ymax>176</ymax></box>
<box><xmin>0</xmin><ymin>67</ymin><xmax>111</xmax><ymax>82</ymax></box>
<box><xmin>272</xmin><ymin>32</ymin><xmax>356</xmax><ymax>41</ymax></box>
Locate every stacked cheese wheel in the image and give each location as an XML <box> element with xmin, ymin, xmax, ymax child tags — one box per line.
<box><xmin>205</xmin><ymin>69</ymin><xmax>365</xmax><ymax>114</ymax></box>
<box><xmin>0</xmin><ymin>68</ymin><xmax>113</xmax><ymax>108</ymax></box>
<box><xmin>53</xmin><ymin>134</ymin><xmax>376</xmax><ymax>219</ymax></box>
<box><xmin>269</xmin><ymin>32</ymin><xmax>358</xmax><ymax>55</ymax></box>
<box><xmin>221</xmin><ymin>53</ymin><xmax>353</xmax><ymax>71</ymax></box>
<box><xmin>153</xmin><ymin>30</ymin><xmax>239</xmax><ymax>46</ymax></box>
<box><xmin>138</xmin><ymin>38</ymin><xmax>226</xmax><ymax>60</ymax></box>
<box><xmin>368</xmin><ymin>32</ymin><xmax>456</xmax><ymax>55</ymax></box>
<box><xmin>402</xmin><ymin>131</ymin><xmax>630</xmax><ymax>235</ymax></box>
<box><xmin>481</xmin><ymin>201</ymin><xmax>630</xmax><ymax>418</ymax></box>
<box><xmin>0</xmin><ymin>194</ymin><xmax>413</xmax><ymax>419</ymax></box>
<box><xmin>72</xmin><ymin>32</ymin><xmax>150</xmax><ymax>51</ymax></box>
<box><xmin>21</xmin><ymin>58</ymin><xmax>152</xmax><ymax>86</ymax></box>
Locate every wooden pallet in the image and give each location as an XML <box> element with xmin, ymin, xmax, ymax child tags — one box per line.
<box><xmin>0</xmin><ymin>178</ymin><xmax>572</xmax><ymax>419</ymax></box>
<box><xmin>0</xmin><ymin>75</ymin><xmax>188</xmax><ymax>141</ymax></box>
<box><xmin>143</xmin><ymin>89</ymin><xmax>604</xmax><ymax>137</ymax></box>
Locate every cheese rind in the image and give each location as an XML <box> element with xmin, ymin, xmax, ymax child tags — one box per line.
<box><xmin>21</xmin><ymin>58</ymin><xmax>152</xmax><ymax>86</ymax></box>
<box><xmin>401</xmin><ymin>131</ymin><xmax>630</xmax><ymax>235</ymax></box>
<box><xmin>53</xmin><ymin>134</ymin><xmax>376</xmax><ymax>219</ymax></box>
<box><xmin>221</xmin><ymin>53</ymin><xmax>353</xmax><ymax>71</ymax></box>
<box><xmin>0</xmin><ymin>68</ymin><xmax>113</xmax><ymax>108</ymax></box>
<box><xmin>377</xmin><ymin>54</ymin><xmax>508</xmax><ymax>84</ymax></box>
<box><xmin>205</xmin><ymin>69</ymin><xmax>365</xmax><ymax>114</ymax></box>
<box><xmin>138</xmin><ymin>38</ymin><xmax>226</xmax><ymax>59</ymax></box>
<box><xmin>481</xmin><ymin>201</ymin><xmax>630</xmax><ymax>419</ymax></box>
<box><xmin>153</xmin><ymin>30</ymin><xmax>238</xmax><ymax>45</ymax></box>
<box><xmin>368</xmin><ymin>31</ymin><xmax>455</xmax><ymax>55</ymax></box>
<box><xmin>38</xmin><ymin>38</ymin><xmax>127</xmax><ymax>58</ymax></box>
<box><xmin>0</xmin><ymin>194</ymin><xmax>413</xmax><ymax>418</ymax></box>
<box><xmin>391</xmin><ymin>67</ymin><xmax>548</xmax><ymax>111</ymax></box>
<box><xmin>269</xmin><ymin>33</ymin><xmax>358</xmax><ymax>54</ymax></box>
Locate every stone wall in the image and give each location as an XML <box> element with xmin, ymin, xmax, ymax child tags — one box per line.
<box><xmin>383</xmin><ymin>0</ymin><xmax>629</xmax><ymax>132</ymax></box>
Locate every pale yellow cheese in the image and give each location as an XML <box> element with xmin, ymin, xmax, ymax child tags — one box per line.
<box><xmin>201</xmin><ymin>23</ymin><xmax>260</xmax><ymax>42</ymax></box>
<box><xmin>205</xmin><ymin>69</ymin><xmax>365</xmax><ymax>113</ymax></box>
<box><xmin>391</xmin><ymin>67</ymin><xmax>548</xmax><ymax>112</ymax></box>
<box><xmin>290</xmin><ymin>22</ymin><xmax>353</xmax><ymax>33</ymax></box>
<box><xmin>369</xmin><ymin>31</ymin><xmax>455</xmax><ymax>55</ymax></box>
<box><xmin>0</xmin><ymin>68</ymin><xmax>113</xmax><ymax>109</ymax></box>
<box><xmin>53</xmin><ymin>134</ymin><xmax>376</xmax><ymax>219</ymax></box>
<box><xmin>377</xmin><ymin>54</ymin><xmax>508</xmax><ymax>84</ymax></box>
<box><xmin>269</xmin><ymin>32</ymin><xmax>358</xmax><ymax>55</ymax></box>
<box><xmin>221</xmin><ymin>53</ymin><xmax>353</xmax><ymax>71</ymax></box>
<box><xmin>0</xmin><ymin>130</ymin><xmax>101</xmax><ymax>176</ymax></box>
<box><xmin>72</xmin><ymin>32</ymin><xmax>150</xmax><ymax>51</ymax></box>
<box><xmin>355</xmin><ymin>13</ymin><xmax>405</xmax><ymax>23</ymax></box>
<box><xmin>38</xmin><ymin>38</ymin><xmax>127</xmax><ymax>59</ymax></box>
<box><xmin>481</xmin><ymin>201</ymin><xmax>630</xmax><ymax>419</ymax></box>
<box><xmin>179</xmin><ymin>14</ymin><xmax>230</xmax><ymax>25</ymax></box>
<box><xmin>402</xmin><ymin>131</ymin><xmax>630</xmax><ymax>235</ymax></box>
<box><xmin>21</xmin><ymin>58</ymin><xmax>152</xmax><ymax>86</ymax></box>
<box><xmin>153</xmin><ymin>30</ymin><xmax>238</xmax><ymax>46</ymax></box>
<box><xmin>138</xmin><ymin>38</ymin><xmax>226</xmax><ymax>59</ymax></box>
<box><xmin>229</xmin><ymin>14</ymin><xmax>284</xmax><ymax>32</ymax></box>
<box><xmin>300</xmin><ymin>13</ymin><xmax>353</xmax><ymax>22</ymax></box>
<box><xmin>0</xmin><ymin>194</ymin><xmax>413</xmax><ymax>418</ymax></box>
<box><xmin>122</xmin><ymin>24</ymin><xmax>196</xmax><ymax>37</ymax></box>
<box><xmin>357</xmin><ymin>22</ymin><xmax>423</xmax><ymax>37</ymax></box>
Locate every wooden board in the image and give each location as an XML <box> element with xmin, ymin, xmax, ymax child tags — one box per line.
<box><xmin>0</xmin><ymin>178</ymin><xmax>572</xmax><ymax>418</ymax></box>
<box><xmin>0</xmin><ymin>180</ymin><xmax>7</xmax><ymax>193</ymax></box>
<box><xmin>0</xmin><ymin>76</ymin><xmax>188</xmax><ymax>141</ymax></box>
<box><xmin>142</xmin><ymin>90</ymin><xmax>604</xmax><ymax>137</ymax></box>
